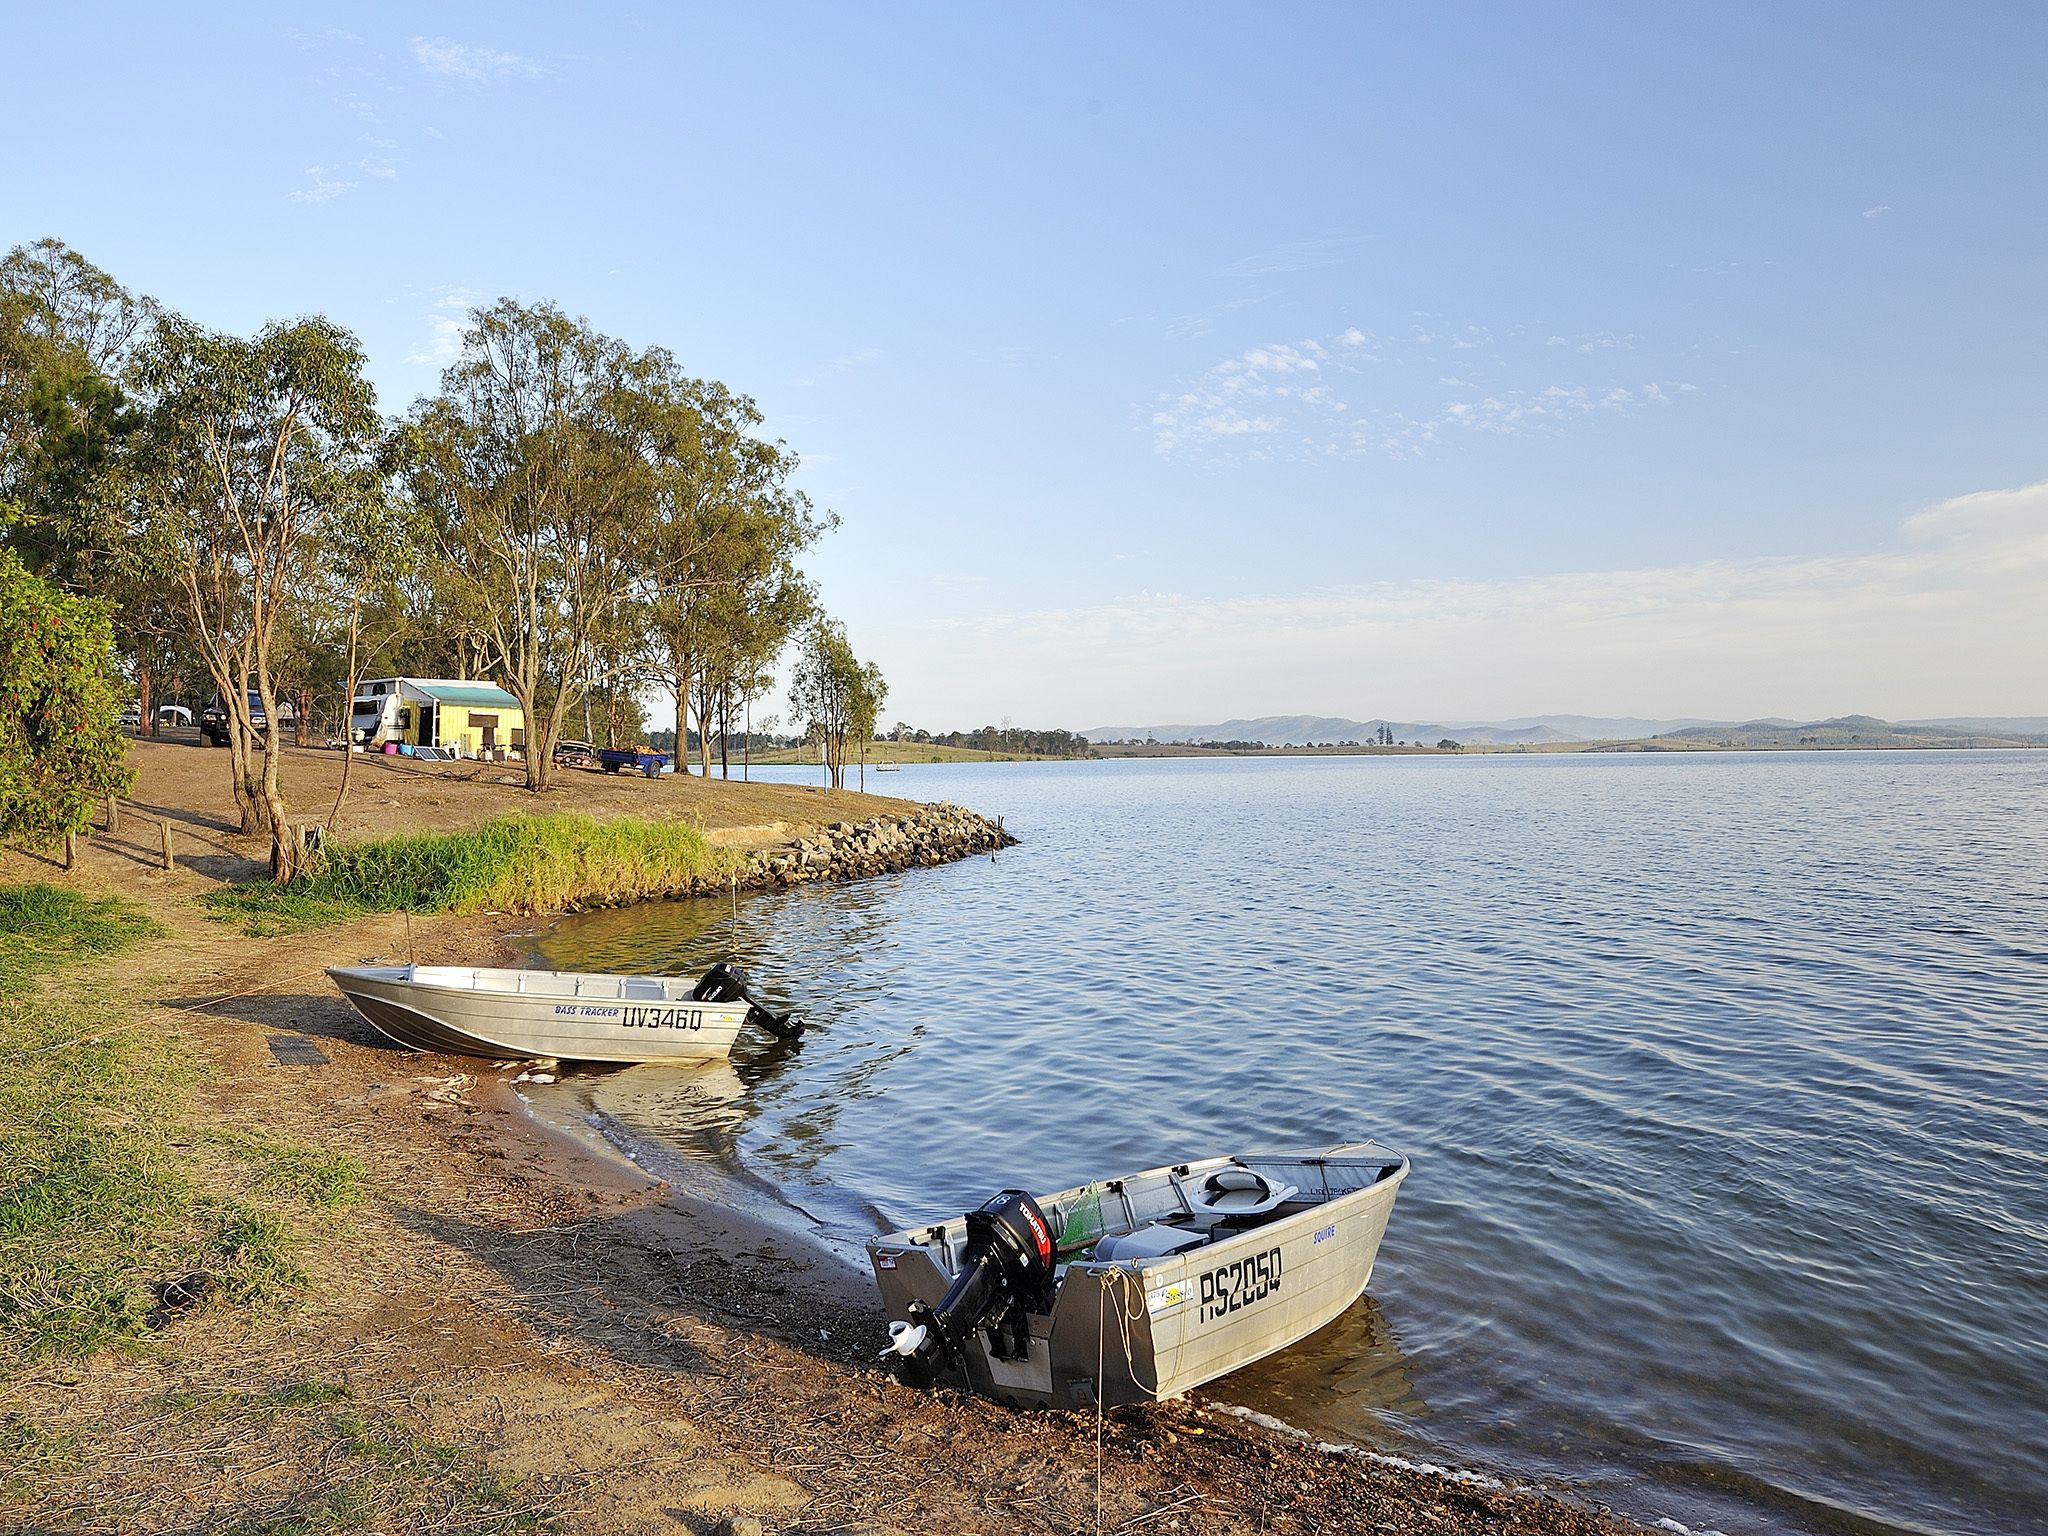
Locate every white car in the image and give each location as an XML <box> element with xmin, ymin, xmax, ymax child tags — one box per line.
<box><xmin>117</xmin><ymin>705</ymin><xmax>141</xmax><ymax>729</ymax></box>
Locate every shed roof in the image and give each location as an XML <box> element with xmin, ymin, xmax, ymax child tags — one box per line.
<box><xmin>410</xmin><ymin>681</ymin><xmax>521</xmax><ymax>710</ymax></box>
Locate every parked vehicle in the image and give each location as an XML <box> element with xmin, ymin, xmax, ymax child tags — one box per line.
<box><xmin>156</xmin><ymin>704</ymin><xmax>193</xmax><ymax>727</ymax></box>
<box><xmin>597</xmin><ymin>747</ymin><xmax>670</xmax><ymax>778</ymax></box>
<box><xmin>552</xmin><ymin>739</ymin><xmax>597</xmax><ymax>768</ymax></box>
<box><xmin>117</xmin><ymin>704</ymin><xmax>142</xmax><ymax>729</ymax></box>
<box><xmin>201</xmin><ymin>692</ymin><xmax>295</xmax><ymax>747</ymax></box>
<box><xmin>348</xmin><ymin>677</ymin><xmax>523</xmax><ymax>758</ymax></box>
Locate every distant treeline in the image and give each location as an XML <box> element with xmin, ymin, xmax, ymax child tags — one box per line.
<box><xmin>884</xmin><ymin>724</ymin><xmax>1095</xmax><ymax>758</ymax></box>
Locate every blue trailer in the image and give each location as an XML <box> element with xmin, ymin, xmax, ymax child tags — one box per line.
<box><xmin>596</xmin><ymin>748</ymin><xmax>669</xmax><ymax>779</ymax></box>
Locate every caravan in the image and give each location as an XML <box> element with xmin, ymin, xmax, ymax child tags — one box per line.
<box><xmin>349</xmin><ymin>678</ymin><xmax>526</xmax><ymax>760</ymax></box>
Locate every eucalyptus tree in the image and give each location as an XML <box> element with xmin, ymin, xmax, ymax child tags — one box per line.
<box><xmin>633</xmin><ymin>378</ymin><xmax>828</xmax><ymax>776</ymax></box>
<box><xmin>319</xmin><ymin>466</ymin><xmax>420</xmax><ymax>825</ymax></box>
<box><xmin>397</xmin><ymin>300</ymin><xmax>667</xmax><ymax>791</ymax></box>
<box><xmin>0</xmin><ymin>240</ymin><xmax>184</xmax><ymax>731</ymax></box>
<box><xmin>790</xmin><ymin>617</ymin><xmax>885</xmax><ymax>792</ymax></box>
<box><xmin>138</xmin><ymin>314</ymin><xmax>381</xmax><ymax>876</ymax></box>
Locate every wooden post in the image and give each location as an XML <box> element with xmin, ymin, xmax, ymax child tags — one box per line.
<box><xmin>106</xmin><ymin>794</ymin><xmax>120</xmax><ymax>833</ymax></box>
<box><xmin>160</xmin><ymin>818</ymin><xmax>175</xmax><ymax>871</ymax></box>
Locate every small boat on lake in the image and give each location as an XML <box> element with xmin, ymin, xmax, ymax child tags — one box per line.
<box><xmin>871</xmin><ymin>1141</ymin><xmax>1407</xmax><ymax>1407</ymax></box>
<box><xmin>325</xmin><ymin>961</ymin><xmax>803</xmax><ymax>1064</ymax></box>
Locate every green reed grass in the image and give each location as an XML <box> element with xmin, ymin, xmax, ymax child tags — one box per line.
<box><xmin>204</xmin><ymin>813</ymin><xmax>739</xmax><ymax>934</ymax></box>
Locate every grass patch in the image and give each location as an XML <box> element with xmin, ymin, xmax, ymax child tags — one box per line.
<box><xmin>204</xmin><ymin>811</ymin><xmax>740</xmax><ymax>933</ymax></box>
<box><xmin>0</xmin><ymin>882</ymin><xmax>166</xmax><ymax>989</ymax></box>
<box><xmin>215</xmin><ymin>1404</ymin><xmax>556</xmax><ymax>1535</ymax></box>
<box><xmin>0</xmin><ymin>882</ymin><xmax>357</xmax><ymax>1364</ymax></box>
<box><xmin>203</xmin><ymin>1128</ymin><xmax>368</xmax><ymax>1210</ymax></box>
<box><xmin>0</xmin><ymin>1412</ymin><xmax>81</xmax><ymax>1493</ymax></box>
<box><xmin>25</xmin><ymin>1381</ymin><xmax>553</xmax><ymax>1534</ymax></box>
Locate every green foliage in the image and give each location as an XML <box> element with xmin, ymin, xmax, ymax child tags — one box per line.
<box><xmin>790</xmin><ymin>617</ymin><xmax>885</xmax><ymax>789</ymax></box>
<box><xmin>203</xmin><ymin>812</ymin><xmax>739</xmax><ymax>932</ymax></box>
<box><xmin>0</xmin><ymin>549</ymin><xmax>134</xmax><ymax>847</ymax></box>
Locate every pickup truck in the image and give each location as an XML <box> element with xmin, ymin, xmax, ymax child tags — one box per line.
<box><xmin>596</xmin><ymin>748</ymin><xmax>670</xmax><ymax>779</ymax></box>
<box><xmin>201</xmin><ymin>691</ymin><xmax>297</xmax><ymax>747</ymax></box>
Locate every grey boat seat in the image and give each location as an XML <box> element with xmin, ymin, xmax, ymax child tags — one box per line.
<box><xmin>1179</xmin><ymin>1166</ymin><xmax>1300</xmax><ymax>1228</ymax></box>
<box><xmin>1092</xmin><ymin>1222</ymin><xmax>1211</xmax><ymax>1262</ymax></box>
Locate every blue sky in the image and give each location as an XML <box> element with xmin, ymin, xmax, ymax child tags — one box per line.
<box><xmin>8</xmin><ymin>4</ymin><xmax>2045</xmax><ymax>727</ymax></box>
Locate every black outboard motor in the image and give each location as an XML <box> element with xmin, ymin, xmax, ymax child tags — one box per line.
<box><xmin>691</xmin><ymin>962</ymin><xmax>805</xmax><ymax>1041</ymax></box>
<box><xmin>881</xmin><ymin>1190</ymin><xmax>1057</xmax><ymax>1387</ymax></box>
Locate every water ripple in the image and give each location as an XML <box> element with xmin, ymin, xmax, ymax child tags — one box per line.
<box><xmin>521</xmin><ymin>752</ymin><xmax>2048</xmax><ymax>1536</ymax></box>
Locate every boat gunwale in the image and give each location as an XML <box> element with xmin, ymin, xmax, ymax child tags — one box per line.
<box><xmin>324</xmin><ymin>962</ymin><xmax>753</xmax><ymax>1014</ymax></box>
<box><xmin>868</xmin><ymin>1144</ymin><xmax>1410</xmax><ymax>1277</ymax></box>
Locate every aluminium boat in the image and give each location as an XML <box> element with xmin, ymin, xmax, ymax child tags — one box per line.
<box><xmin>871</xmin><ymin>1141</ymin><xmax>1407</xmax><ymax>1407</ymax></box>
<box><xmin>325</xmin><ymin>961</ymin><xmax>802</xmax><ymax>1064</ymax></box>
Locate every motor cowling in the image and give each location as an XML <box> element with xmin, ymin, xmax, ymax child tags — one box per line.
<box><xmin>883</xmin><ymin>1189</ymin><xmax>1056</xmax><ymax>1386</ymax></box>
<box><xmin>691</xmin><ymin>962</ymin><xmax>805</xmax><ymax>1040</ymax></box>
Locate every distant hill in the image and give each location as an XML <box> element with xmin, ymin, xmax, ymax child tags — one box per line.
<box><xmin>1900</xmin><ymin>716</ymin><xmax>2048</xmax><ymax>736</ymax></box>
<box><xmin>1654</xmin><ymin>715</ymin><xmax>2048</xmax><ymax>749</ymax></box>
<box><xmin>1083</xmin><ymin>713</ymin><xmax>1715</xmax><ymax>746</ymax></box>
<box><xmin>1082</xmin><ymin>712</ymin><xmax>2048</xmax><ymax>750</ymax></box>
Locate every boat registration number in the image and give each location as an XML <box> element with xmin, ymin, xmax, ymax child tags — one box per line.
<box><xmin>1199</xmin><ymin>1247</ymin><xmax>1282</xmax><ymax>1323</ymax></box>
<box><xmin>617</xmin><ymin>1005</ymin><xmax>705</xmax><ymax>1032</ymax></box>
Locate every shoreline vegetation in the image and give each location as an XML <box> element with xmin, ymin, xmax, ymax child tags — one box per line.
<box><xmin>0</xmin><ymin>741</ymin><xmax>1660</xmax><ymax>1536</ymax></box>
<box><xmin>207</xmin><ymin>802</ymin><xmax>1016</xmax><ymax>935</ymax></box>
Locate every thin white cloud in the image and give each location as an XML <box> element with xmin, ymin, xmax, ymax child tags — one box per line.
<box><xmin>1217</xmin><ymin>234</ymin><xmax>1372</xmax><ymax>277</ymax></box>
<box><xmin>871</xmin><ymin>481</ymin><xmax>2048</xmax><ymax>725</ymax></box>
<box><xmin>1153</xmin><ymin>323</ymin><xmax>1687</xmax><ymax>457</ymax></box>
<box><xmin>287</xmin><ymin>166</ymin><xmax>356</xmax><ymax>203</ymax></box>
<box><xmin>406</xmin><ymin>288</ymin><xmax>481</xmax><ymax>367</ymax></box>
<box><xmin>1863</xmin><ymin>205</ymin><xmax>1892</xmax><ymax>219</ymax></box>
<box><xmin>411</xmin><ymin>36</ymin><xmax>545</xmax><ymax>80</ymax></box>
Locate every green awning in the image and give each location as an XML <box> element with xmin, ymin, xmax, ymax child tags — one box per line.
<box><xmin>413</xmin><ymin>682</ymin><xmax>521</xmax><ymax>710</ymax></box>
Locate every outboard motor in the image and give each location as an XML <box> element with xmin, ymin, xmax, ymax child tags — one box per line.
<box><xmin>691</xmin><ymin>962</ymin><xmax>805</xmax><ymax>1041</ymax></box>
<box><xmin>881</xmin><ymin>1190</ymin><xmax>1056</xmax><ymax>1387</ymax></box>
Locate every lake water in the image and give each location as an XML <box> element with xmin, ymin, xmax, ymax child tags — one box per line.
<box><xmin>516</xmin><ymin>752</ymin><xmax>2048</xmax><ymax>1536</ymax></box>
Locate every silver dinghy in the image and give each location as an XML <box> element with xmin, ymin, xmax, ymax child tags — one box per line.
<box><xmin>326</xmin><ymin>961</ymin><xmax>802</xmax><ymax>1064</ymax></box>
<box><xmin>871</xmin><ymin>1141</ymin><xmax>1408</xmax><ymax>1407</ymax></box>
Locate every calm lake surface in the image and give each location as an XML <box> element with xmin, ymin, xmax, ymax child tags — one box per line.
<box><xmin>517</xmin><ymin>752</ymin><xmax>2048</xmax><ymax>1536</ymax></box>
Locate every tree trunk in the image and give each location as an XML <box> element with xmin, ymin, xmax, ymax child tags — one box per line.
<box><xmin>294</xmin><ymin>686</ymin><xmax>312</xmax><ymax>747</ymax></box>
<box><xmin>327</xmin><ymin>599</ymin><xmax>363</xmax><ymax>829</ymax></box>
<box><xmin>138</xmin><ymin>662</ymin><xmax>155</xmax><ymax>739</ymax></box>
<box><xmin>696</xmin><ymin>679</ymin><xmax>714</xmax><ymax>780</ymax></box>
<box><xmin>257</xmin><ymin>685</ymin><xmax>294</xmax><ymax>884</ymax></box>
<box><xmin>226</xmin><ymin>676</ymin><xmax>264</xmax><ymax>835</ymax></box>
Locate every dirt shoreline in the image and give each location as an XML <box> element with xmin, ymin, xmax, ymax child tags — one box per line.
<box><xmin>1</xmin><ymin>742</ymin><xmax>1658</xmax><ymax>1535</ymax></box>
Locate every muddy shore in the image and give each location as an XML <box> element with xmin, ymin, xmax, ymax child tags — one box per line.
<box><xmin>1</xmin><ymin>742</ymin><xmax>1656</xmax><ymax>1535</ymax></box>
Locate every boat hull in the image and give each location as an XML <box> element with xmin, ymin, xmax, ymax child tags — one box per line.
<box><xmin>869</xmin><ymin>1142</ymin><xmax>1408</xmax><ymax>1407</ymax></box>
<box><xmin>326</xmin><ymin>964</ymin><xmax>750</xmax><ymax>1064</ymax></box>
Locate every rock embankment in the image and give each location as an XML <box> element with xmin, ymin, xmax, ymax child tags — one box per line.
<box><xmin>743</xmin><ymin>801</ymin><xmax>1016</xmax><ymax>887</ymax></box>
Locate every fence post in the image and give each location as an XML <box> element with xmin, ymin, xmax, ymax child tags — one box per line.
<box><xmin>107</xmin><ymin>794</ymin><xmax>120</xmax><ymax>833</ymax></box>
<box><xmin>160</xmin><ymin>818</ymin><xmax>175</xmax><ymax>871</ymax></box>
